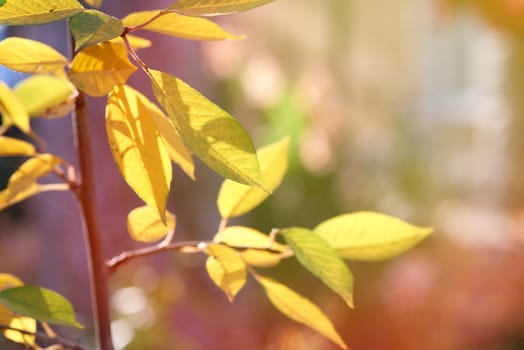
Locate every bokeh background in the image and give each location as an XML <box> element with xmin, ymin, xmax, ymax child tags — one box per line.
<box><xmin>3</xmin><ymin>0</ymin><xmax>524</xmax><ymax>349</ymax></box>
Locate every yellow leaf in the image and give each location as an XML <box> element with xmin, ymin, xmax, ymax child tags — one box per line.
<box><xmin>0</xmin><ymin>274</ymin><xmax>36</xmax><ymax>347</ymax></box>
<box><xmin>70</xmin><ymin>42</ymin><xmax>137</xmax><ymax>97</ymax></box>
<box><xmin>0</xmin><ymin>37</ymin><xmax>68</xmax><ymax>75</ymax></box>
<box><xmin>0</xmin><ymin>81</ymin><xmax>30</xmax><ymax>133</ymax></box>
<box><xmin>69</xmin><ymin>10</ymin><xmax>124</xmax><ymax>51</ymax></box>
<box><xmin>314</xmin><ymin>212</ymin><xmax>433</xmax><ymax>261</ymax></box>
<box><xmin>0</xmin><ymin>183</ymin><xmax>42</xmax><ymax>211</ymax></box>
<box><xmin>254</xmin><ymin>274</ymin><xmax>348</xmax><ymax>350</ymax></box>
<box><xmin>0</xmin><ymin>137</ymin><xmax>35</xmax><ymax>156</ymax></box>
<box><xmin>217</xmin><ymin>137</ymin><xmax>289</xmax><ymax>218</ymax></box>
<box><xmin>123</xmin><ymin>10</ymin><xmax>242</xmax><ymax>41</ymax></box>
<box><xmin>7</xmin><ymin>154</ymin><xmax>63</xmax><ymax>195</ymax></box>
<box><xmin>84</xmin><ymin>0</ymin><xmax>103</xmax><ymax>8</ymax></box>
<box><xmin>150</xmin><ymin>69</ymin><xmax>264</xmax><ymax>188</ymax></box>
<box><xmin>150</xmin><ymin>112</ymin><xmax>195</xmax><ymax>180</ymax></box>
<box><xmin>0</xmin><ymin>0</ymin><xmax>83</xmax><ymax>25</ymax></box>
<box><xmin>14</xmin><ymin>75</ymin><xmax>78</xmax><ymax>118</ymax></box>
<box><xmin>217</xmin><ymin>226</ymin><xmax>288</xmax><ymax>268</ymax></box>
<box><xmin>127</xmin><ymin>206</ymin><xmax>176</xmax><ymax>242</ymax></box>
<box><xmin>106</xmin><ymin>85</ymin><xmax>172</xmax><ymax>221</ymax></box>
<box><xmin>110</xmin><ymin>35</ymin><xmax>152</xmax><ymax>51</ymax></box>
<box><xmin>205</xmin><ymin>244</ymin><xmax>247</xmax><ymax>302</ymax></box>
<box><xmin>168</xmin><ymin>0</ymin><xmax>274</xmax><ymax>16</ymax></box>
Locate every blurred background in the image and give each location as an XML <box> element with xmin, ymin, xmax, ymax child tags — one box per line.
<box><xmin>3</xmin><ymin>0</ymin><xmax>524</xmax><ymax>349</ymax></box>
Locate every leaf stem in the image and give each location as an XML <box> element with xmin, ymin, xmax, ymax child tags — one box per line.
<box><xmin>121</xmin><ymin>34</ymin><xmax>149</xmax><ymax>75</ymax></box>
<box><xmin>0</xmin><ymin>325</ymin><xmax>87</xmax><ymax>350</ymax></box>
<box><xmin>124</xmin><ymin>10</ymin><xmax>169</xmax><ymax>33</ymax></box>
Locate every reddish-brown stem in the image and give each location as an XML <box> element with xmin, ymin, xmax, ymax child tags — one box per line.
<box><xmin>124</xmin><ymin>10</ymin><xmax>168</xmax><ymax>34</ymax></box>
<box><xmin>72</xmin><ymin>91</ymin><xmax>114</xmax><ymax>350</ymax></box>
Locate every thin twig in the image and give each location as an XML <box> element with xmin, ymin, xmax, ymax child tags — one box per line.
<box><xmin>0</xmin><ymin>325</ymin><xmax>87</xmax><ymax>350</ymax></box>
<box><xmin>121</xmin><ymin>34</ymin><xmax>149</xmax><ymax>75</ymax></box>
<box><xmin>124</xmin><ymin>10</ymin><xmax>169</xmax><ymax>33</ymax></box>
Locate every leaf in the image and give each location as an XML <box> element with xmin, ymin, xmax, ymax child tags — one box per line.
<box><xmin>218</xmin><ymin>226</ymin><xmax>288</xmax><ymax>268</ymax></box>
<box><xmin>150</xmin><ymin>69</ymin><xmax>263</xmax><ymax>188</ymax></box>
<box><xmin>0</xmin><ymin>0</ymin><xmax>84</xmax><ymax>25</ymax></box>
<box><xmin>84</xmin><ymin>0</ymin><xmax>103</xmax><ymax>8</ymax></box>
<box><xmin>123</xmin><ymin>10</ymin><xmax>242</xmax><ymax>41</ymax></box>
<box><xmin>110</xmin><ymin>35</ymin><xmax>152</xmax><ymax>51</ymax></box>
<box><xmin>7</xmin><ymin>154</ymin><xmax>63</xmax><ymax>194</ymax></box>
<box><xmin>69</xmin><ymin>10</ymin><xmax>124</xmax><ymax>51</ymax></box>
<box><xmin>127</xmin><ymin>205</ymin><xmax>175</xmax><ymax>242</ymax></box>
<box><xmin>168</xmin><ymin>0</ymin><xmax>274</xmax><ymax>16</ymax></box>
<box><xmin>0</xmin><ymin>274</ymin><xmax>36</xmax><ymax>347</ymax></box>
<box><xmin>106</xmin><ymin>85</ymin><xmax>172</xmax><ymax>221</ymax></box>
<box><xmin>0</xmin><ymin>37</ymin><xmax>68</xmax><ymax>75</ymax></box>
<box><xmin>254</xmin><ymin>274</ymin><xmax>348</xmax><ymax>350</ymax></box>
<box><xmin>205</xmin><ymin>244</ymin><xmax>247</xmax><ymax>302</ymax></box>
<box><xmin>70</xmin><ymin>42</ymin><xmax>137</xmax><ymax>97</ymax></box>
<box><xmin>14</xmin><ymin>75</ymin><xmax>78</xmax><ymax>118</ymax></box>
<box><xmin>0</xmin><ymin>183</ymin><xmax>42</xmax><ymax>211</ymax></box>
<box><xmin>283</xmin><ymin>228</ymin><xmax>354</xmax><ymax>309</ymax></box>
<box><xmin>0</xmin><ymin>81</ymin><xmax>30</xmax><ymax>133</ymax></box>
<box><xmin>0</xmin><ymin>137</ymin><xmax>35</xmax><ymax>156</ymax></box>
<box><xmin>314</xmin><ymin>211</ymin><xmax>433</xmax><ymax>261</ymax></box>
<box><xmin>0</xmin><ymin>286</ymin><xmax>83</xmax><ymax>328</ymax></box>
<box><xmin>217</xmin><ymin>137</ymin><xmax>289</xmax><ymax>218</ymax></box>
<box><xmin>150</xmin><ymin>111</ymin><xmax>195</xmax><ymax>180</ymax></box>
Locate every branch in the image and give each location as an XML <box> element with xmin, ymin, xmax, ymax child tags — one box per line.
<box><xmin>124</xmin><ymin>10</ymin><xmax>169</xmax><ymax>34</ymax></box>
<box><xmin>0</xmin><ymin>325</ymin><xmax>87</xmax><ymax>350</ymax></box>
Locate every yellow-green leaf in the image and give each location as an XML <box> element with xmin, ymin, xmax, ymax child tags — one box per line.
<box><xmin>0</xmin><ymin>37</ymin><xmax>68</xmax><ymax>75</ymax></box>
<box><xmin>106</xmin><ymin>85</ymin><xmax>172</xmax><ymax>221</ymax></box>
<box><xmin>254</xmin><ymin>274</ymin><xmax>348</xmax><ymax>350</ymax></box>
<box><xmin>0</xmin><ymin>0</ymin><xmax>83</xmax><ymax>25</ymax></box>
<box><xmin>110</xmin><ymin>34</ymin><xmax>152</xmax><ymax>51</ymax></box>
<box><xmin>150</xmin><ymin>110</ymin><xmax>195</xmax><ymax>180</ymax></box>
<box><xmin>314</xmin><ymin>211</ymin><xmax>433</xmax><ymax>261</ymax></box>
<box><xmin>149</xmin><ymin>69</ymin><xmax>263</xmax><ymax>188</ymax></box>
<box><xmin>283</xmin><ymin>228</ymin><xmax>354</xmax><ymax>309</ymax></box>
<box><xmin>205</xmin><ymin>244</ymin><xmax>247</xmax><ymax>302</ymax></box>
<box><xmin>70</xmin><ymin>42</ymin><xmax>137</xmax><ymax>97</ymax></box>
<box><xmin>217</xmin><ymin>137</ymin><xmax>289</xmax><ymax>218</ymax></box>
<box><xmin>84</xmin><ymin>0</ymin><xmax>103</xmax><ymax>8</ymax></box>
<box><xmin>168</xmin><ymin>0</ymin><xmax>274</xmax><ymax>16</ymax></box>
<box><xmin>123</xmin><ymin>10</ymin><xmax>242</xmax><ymax>41</ymax></box>
<box><xmin>127</xmin><ymin>205</ymin><xmax>175</xmax><ymax>243</ymax></box>
<box><xmin>14</xmin><ymin>75</ymin><xmax>78</xmax><ymax>118</ymax></box>
<box><xmin>0</xmin><ymin>81</ymin><xmax>30</xmax><ymax>133</ymax></box>
<box><xmin>0</xmin><ymin>274</ymin><xmax>36</xmax><ymax>347</ymax></box>
<box><xmin>0</xmin><ymin>183</ymin><xmax>41</xmax><ymax>211</ymax></box>
<box><xmin>7</xmin><ymin>154</ymin><xmax>63</xmax><ymax>194</ymax></box>
<box><xmin>0</xmin><ymin>137</ymin><xmax>35</xmax><ymax>156</ymax></box>
<box><xmin>69</xmin><ymin>10</ymin><xmax>124</xmax><ymax>51</ymax></box>
<box><xmin>217</xmin><ymin>226</ymin><xmax>288</xmax><ymax>268</ymax></box>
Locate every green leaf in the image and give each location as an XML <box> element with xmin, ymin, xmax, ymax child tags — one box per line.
<box><xmin>283</xmin><ymin>228</ymin><xmax>354</xmax><ymax>308</ymax></box>
<box><xmin>106</xmin><ymin>85</ymin><xmax>172</xmax><ymax>221</ymax></box>
<box><xmin>0</xmin><ymin>286</ymin><xmax>83</xmax><ymax>328</ymax></box>
<box><xmin>0</xmin><ymin>82</ymin><xmax>30</xmax><ymax>133</ymax></box>
<box><xmin>254</xmin><ymin>274</ymin><xmax>348</xmax><ymax>349</ymax></box>
<box><xmin>314</xmin><ymin>212</ymin><xmax>433</xmax><ymax>261</ymax></box>
<box><xmin>0</xmin><ymin>0</ymin><xmax>6</xmax><ymax>7</ymax></box>
<box><xmin>149</xmin><ymin>69</ymin><xmax>264</xmax><ymax>188</ymax></box>
<box><xmin>0</xmin><ymin>137</ymin><xmax>35</xmax><ymax>156</ymax></box>
<box><xmin>168</xmin><ymin>0</ymin><xmax>274</xmax><ymax>16</ymax></box>
<box><xmin>70</xmin><ymin>42</ymin><xmax>137</xmax><ymax>97</ymax></box>
<box><xmin>14</xmin><ymin>75</ymin><xmax>78</xmax><ymax>118</ymax></box>
<box><xmin>123</xmin><ymin>10</ymin><xmax>242</xmax><ymax>41</ymax></box>
<box><xmin>205</xmin><ymin>244</ymin><xmax>247</xmax><ymax>302</ymax></box>
<box><xmin>127</xmin><ymin>206</ymin><xmax>175</xmax><ymax>243</ymax></box>
<box><xmin>217</xmin><ymin>137</ymin><xmax>289</xmax><ymax>218</ymax></box>
<box><xmin>69</xmin><ymin>10</ymin><xmax>123</xmax><ymax>51</ymax></box>
<box><xmin>0</xmin><ymin>0</ymin><xmax>84</xmax><ymax>25</ymax></box>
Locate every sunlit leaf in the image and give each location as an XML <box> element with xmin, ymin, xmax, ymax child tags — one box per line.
<box><xmin>150</xmin><ymin>112</ymin><xmax>195</xmax><ymax>180</ymax></box>
<box><xmin>0</xmin><ymin>37</ymin><xmax>68</xmax><ymax>75</ymax></box>
<box><xmin>283</xmin><ymin>228</ymin><xmax>354</xmax><ymax>308</ymax></box>
<box><xmin>123</xmin><ymin>10</ymin><xmax>242</xmax><ymax>41</ymax></box>
<box><xmin>7</xmin><ymin>154</ymin><xmax>63</xmax><ymax>194</ymax></box>
<box><xmin>0</xmin><ymin>274</ymin><xmax>36</xmax><ymax>347</ymax></box>
<box><xmin>314</xmin><ymin>211</ymin><xmax>433</xmax><ymax>261</ymax></box>
<box><xmin>0</xmin><ymin>137</ymin><xmax>35</xmax><ymax>156</ymax></box>
<box><xmin>0</xmin><ymin>0</ymin><xmax>83</xmax><ymax>25</ymax></box>
<box><xmin>168</xmin><ymin>0</ymin><xmax>274</xmax><ymax>16</ymax></box>
<box><xmin>127</xmin><ymin>205</ymin><xmax>175</xmax><ymax>243</ymax></box>
<box><xmin>150</xmin><ymin>69</ymin><xmax>263</xmax><ymax>188</ymax></box>
<box><xmin>84</xmin><ymin>0</ymin><xmax>103</xmax><ymax>8</ymax></box>
<box><xmin>217</xmin><ymin>137</ymin><xmax>289</xmax><ymax>218</ymax></box>
<box><xmin>14</xmin><ymin>75</ymin><xmax>78</xmax><ymax>118</ymax></box>
<box><xmin>0</xmin><ymin>286</ymin><xmax>83</xmax><ymax>328</ymax></box>
<box><xmin>69</xmin><ymin>10</ymin><xmax>123</xmax><ymax>51</ymax></box>
<box><xmin>0</xmin><ymin>183</ymin><xmax>41</xmax><ymax>211</ymax></box>
<box><xmin>110</xmin><ymin>35</ymin><xmax>152</xmax><ymax>51</ymax></box>
<box><xmin>70</xmin><ymin>42</ymin><xmax>137</xmax><ymax>97</ymax></box>
<box><xmin>0</xmin><ymin>81</ymin><xmax>30</xmax><ymax>133</ymax></box>
<box><xmin>106</xmin><ymin>85</ymin><xmax>172</xmax><ymax>221</ymax></box>
<box><xmin>254</xmin><ymin>274</ymin><xmax>348</xmax><ymax>349</ymax></box>
<box><xmin>217</xmin><ymin>226</ymin><xmax>288</xmax><ymax>267</ymax></box>
<box><xmin>205</xmin><ymin>244</ymin><xmax>247</xmax><ymax>302</ymax></box>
